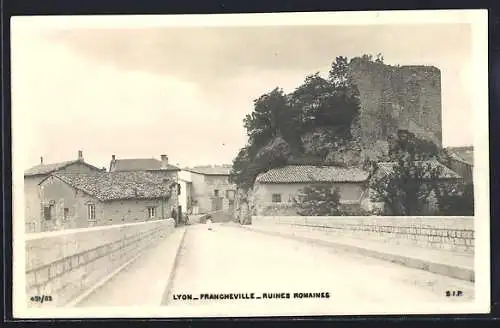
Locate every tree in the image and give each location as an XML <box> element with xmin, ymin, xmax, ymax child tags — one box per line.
<box><xmin>435</xmin><ymin>182</ymin><xmax>474</xmax><ymax>216</ymax></box>
<box><xmin>294</xmin><ymin>184</ymin><xmax>342</xmax><ymax>216</ymax></box>
<box><xmin>328</xmin><ymin>56</ymin><xmax>350</xmax><ymax>88</ymax></box>
<box><xmin>289</xmin><ymin>63</ymin><xmax>360</xmax><ymax>139</ymax></box>
<box><xmin>230</xmin><ymin>137</ymin><xmax>290</xmax><ymax>191</ymax></box>
<box><xmin>388</xmin><ymin>130</ymin><xmax>440</xmax><ymax>161</ymax></box>
<box><xmin>368</xmin><ymin>158</ymin><xmax>443</xmax><ymax>215</ymax></box>
<box><xmin>231</xmin><ymin>55</ymin><xmax>362</xmax><ymax>191</ymax></box>
<box><xmin>243</xmin><ymin>87</ymin><xmax>296</xmax><ymax>150</ymax></box>
<box><xmin>369</xmin><ymin>131</ymin><xmax>444</xmax><ymax>215</ymax></box>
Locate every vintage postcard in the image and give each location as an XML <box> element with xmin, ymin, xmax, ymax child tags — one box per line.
<box><xmin>11</xmin><ymin>10</ymin><xmax>490</xmax><ymax>318</ymax></box>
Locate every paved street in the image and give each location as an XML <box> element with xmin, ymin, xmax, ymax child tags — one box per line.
<box><xmin>75</xmin><ymin>221</ymin><xmax>474</xmax><ymax>314</ymax></box>
<box><xmin>166</xmin><ymin>223</ymin><xmax>474</xmax><ymax>308</ymax></box>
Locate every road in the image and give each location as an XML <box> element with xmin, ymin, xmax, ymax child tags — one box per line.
<box><xmin>165</xmin><ymin>223</ymin><xmax>474</xmax><ymax>312</ymax></box>
<box><xmin>76</xmin><ymin>220</ymin><xmax>475</xmax><ymax>315</ymax></box>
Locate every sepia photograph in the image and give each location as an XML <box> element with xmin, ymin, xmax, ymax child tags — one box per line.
<box><xmin>11</xmin><ymin>10</ymin><xmax>489</xmax><ymax>318</ymax></box>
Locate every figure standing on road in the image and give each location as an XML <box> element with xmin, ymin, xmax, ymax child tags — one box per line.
<box><xmin>206</xmin><ymin>216</ymin><xmax>213</xmax><ymax>231</ymax></box>
<box><xmin>171</xmin><ymin>208</ymin><xmax>178</xmax><ymax>225</ymax></box>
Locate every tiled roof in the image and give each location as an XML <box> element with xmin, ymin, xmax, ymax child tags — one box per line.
<box><xmin>447</xmin><ymin>146</ymin><xmax>473</xmax><ymax>166</ymax></box>
<box><xmin>186</xmin><ymin>165</ymin><xmax>232</xmax><ymax>175</ymax></box>
<box><xmin>48</xmin><ymin>171</ymin><xmax>173</xmax><ymax>201</ymax></box>
<box><xmin>113</xmin><ymin>158</ymin><xmax>180</xmax><ymax>171</ymax></box>
<box><xmin>377</xmin><ymin>160</ymin><xmax>462</xmax><ymax>180</ymax></box>
<box><xmin>255</xmin><ymin>165</ymin><xmax>370</xmax><ymax>184</ymax></box>
<box><xmin>24</xmin><ymin>160</ymin><xmax>101</xmax><ymax>177</ymax></box>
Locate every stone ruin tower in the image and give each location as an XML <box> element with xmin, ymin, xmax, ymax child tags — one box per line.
<box><xmin>348</xmin><ymin>57</ymin><xmax>442</xmax><ymax>156</ymax></box>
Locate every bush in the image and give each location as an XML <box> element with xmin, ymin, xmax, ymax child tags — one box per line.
<box><xmin>294</xmin><ymin>184</ymin><xmax>341</xmax><ymax>216</ymax></box>
<box><xmin>435</xmin><ymin>182</ymin><xmax>474</xmax><ymax>216</ymax></box>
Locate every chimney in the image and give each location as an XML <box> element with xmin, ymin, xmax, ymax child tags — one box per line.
<box><xmin>40</xmin><ymin>156</ymin><xmax>43</xmax><ymax>165</ymax></box>
<box><xmin>109</xmin><ymin>154</ymin><xmax>117</xmax><ymax>172</ymax></box>
<box><xmin>160</xmin><ymin>154</ymin><xmax>169</xmax><ymax>169</ymax></box>
<box><xmin>78</xmin><ymin>150</ymin><xmax>83</xmax><ymax>161</ymax></box>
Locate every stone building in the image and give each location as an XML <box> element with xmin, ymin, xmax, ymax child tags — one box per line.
<box><xmin>252</xmin><ymin>165</ymin><xmax>372</xmax><ymax>216</ymax></box>
<box><xmin>251</xmin><ymin>160</ymin><xmax>463</xmax><ymax>216</ymax></box>
<box><xmin>38</xmin><ymin>171</ymin><xmax>175</xmax><ymax>231</ymax></box>
<box><xmin>109</xmin><ymin>154</ymin><xmax>180</xmax><ymax>179</ymax></box>
<box><xmin>349</xmin><ymin>58</ymin><xmax>443</xmax><ymax>150</ymax></box>
<box><xmin>108</xmin><ymin>154</ymin><xmax>183</xmax><ymax>220</ymax></box>
<box><xmin>24</xmin><ymin>150</ymin><xmax>103</xmax><ymax>233</ymax></box>
<box><xmin>185</xmin><ymin>165</ymin><xmax>237</xmax><ymax>214</ymax></box>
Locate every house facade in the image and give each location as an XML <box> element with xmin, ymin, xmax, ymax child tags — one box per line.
<box><xmin>38</xmin><ymin>171</ymin><xmax>174</xmax><ymax>231</ymax></box>
<box><xmin>250</xmin><ymin>160</ymin><xmax>463</xmax><ymax>216</ymax></box>
<box><xmin>178</xmin><ymin>170</ymin><xmax>194</xmax><ymax>215</ymax></box>
<box><xmin>252</xmin><ymin>165</ymin><xmax>372</xmax><ymax>216</ymax></box>
<box><xmin>24</xmin><ymin>151</ymin><xmax>104</xmax><ymax>233</ymax></box>
<box><xmin>186</xmin><ymin>165</ymin><xmax>237</xmax><ymax>214</ymax></box>
<box><xmin>108</xmin><ymin>154</ymin><xmax>183</xmax><ymax>219</ymax></box>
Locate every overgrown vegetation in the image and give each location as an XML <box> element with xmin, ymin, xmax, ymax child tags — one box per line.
<box><xmin>230</xmin><ymin>55</ymin><xmax>364</xmax><ymax>191</ymax></box>
<box><xmin>230</xmin><ymin>53</ymin><xmax>474</xmax><ymax>217</ymax></box>
<box><xmin>294</xmin><ymin>184</ymin><xmax>342</xmax><ymax>216</ymax></box>
<box><xmin>367</xmin><ymin>130</ymin><xmax>474</xmax><ymax>216</ymax></box>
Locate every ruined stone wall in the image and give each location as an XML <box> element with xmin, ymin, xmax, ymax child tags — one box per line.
<box><xmin>349</xmin><ymin>59</ymin><xmax>442</xmax><ymax>151</ymax></box>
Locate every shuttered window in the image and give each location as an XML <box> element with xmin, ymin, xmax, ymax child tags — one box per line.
<box><xmin>88</xmin><ymin>204</ymin><xmax>96</xmax><ymax>221</ymax></box>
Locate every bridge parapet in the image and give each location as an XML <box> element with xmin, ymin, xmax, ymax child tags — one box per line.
<box><xmin>25</xmin><ymin>218</ymin><xmax>176</xmax><ymax>307</ymax></box>
<box><xmin>251</xmin><ymin>216</ymin><xmax>474</xmax><ymax>254</ymax></box>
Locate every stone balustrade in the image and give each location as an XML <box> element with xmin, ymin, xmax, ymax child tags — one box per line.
<box><xmin>251</xmin><ymin>216</ymin><xmax>474</xmax><ymax>253</ymax></box>
<box><xmin>25</xmin><ymin>218</ymin><xmax>176</xmax><ymax>307</ymax></box>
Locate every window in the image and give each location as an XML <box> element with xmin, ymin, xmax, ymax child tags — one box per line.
<box><xmin>63</xmin><ymin>208</ymin><xmax>69</xmax><ymax>220</ymax></box>
<box><xmin>43</xmin><ymin>205</ymin><xmax>53</xmax><ymax>220</ymax></box>
<box><xmin>147</xmin><ymin>207</ymin><xmax>157</xmax><ymax>219</ymax></box>
<box><xmin>88</xmin><ymin>204</ymin><xmax>96</xmax><ymax>221</ymax></box>
<box><xmin>272</xmin><ymin>194</ymin><xmax>282</xmax><ymax>203</ymax></box>
<box><xmin>214</xmin><ymin>189</ymin><xmax>219</xmax><ymax>197</ymax></box>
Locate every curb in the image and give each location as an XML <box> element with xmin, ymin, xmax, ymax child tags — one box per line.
<box><xmin>160</xmin><ymin>227</ymin><xmax>188</xmax><ymax>305</ymax></box>
<box><xmin>241</xmin><ymin>225</ymin><xmax>474</xmax><ymax>283</ymax></box>
<box><xmin>66</xmin><ymin>226</ymin><xmax>177</xmax><ymax>307</ymax></box>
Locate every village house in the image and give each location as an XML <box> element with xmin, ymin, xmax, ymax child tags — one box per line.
<box><xmin>251</xmin><ymin>160</ymin><xmax>463</xmax><ymax>216</ymax></box>
<box><xmin>24</xmin><ymin>150</ymin><xmax>104</xmax><ymax>233</ymax></box>
<box><xmin>446</xmin><ymin>146</ymin><xmax>473</xmax><ymax>184</ymax></box>
<box><xmin>108</xmin><ymin>154</ymin><xmax>183</xmax><ymax>219</ymax></box>
<box><xmin>185</xmin><ymin>165</ymin><xmax>237</xmax><ymax>214</ymax></box>
<box><xmin>252</xmin><ymin>165</ymin><xmax>372</xmax><ymax>216</ymax></box>
<box><xmin>38</xmin><ymin>171</ymin><xmax>175</xmax><ymax>231</ymax></box>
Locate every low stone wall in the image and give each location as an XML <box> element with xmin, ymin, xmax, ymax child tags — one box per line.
<box><xmin>251</xmin><ymin>216</ymin><xmax>474</xmax><ymax>253</ymax></box>
<box><xmin>256</xmin><ymin>202</ymin><xmax>299</xmax><ymax>216</ymax></box>
<box><xmin>25</xmin><ymin>218</ymin><xmax>176</xmax><ymax>307</ymax></box>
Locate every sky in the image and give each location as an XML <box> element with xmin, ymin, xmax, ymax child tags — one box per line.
<box><xmin>12</xmin><ymin>19</ymin><xmax>474</xmax><ymax>171</ymax></box>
